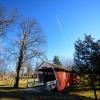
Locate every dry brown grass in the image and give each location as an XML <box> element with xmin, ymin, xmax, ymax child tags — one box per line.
<box><xmin>0</xmin><ymin>78</ymin><xmax>38</xmax><ymax>88</ymax></box>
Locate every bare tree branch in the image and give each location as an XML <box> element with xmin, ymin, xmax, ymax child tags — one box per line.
<box><xmin>0</xmin><ymin>5</ymin><xmax>17</xmax><ymax>37</ymax></box>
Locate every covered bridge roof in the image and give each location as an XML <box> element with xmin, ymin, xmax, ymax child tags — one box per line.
<box><xmin>36</xmin><ymin>61</ymin><xmax>71</xmax><ymax>72</ymax></box>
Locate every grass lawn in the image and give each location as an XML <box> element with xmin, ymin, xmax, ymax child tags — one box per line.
<box><xmin>0</xmin><ymin>86</ymin><xmax>100</xmax><ymax>100</ymax></box>
<box><xmin>0</xmin><ymin>77</ymin><xmax>100</xmax><ymax>100</ymax></box>
<box><xmin>70</xmin><ymin>90</ymin><xmax>100</xmax><ymax>100</ymax></box>
<box><xmin>0</xmin><ymin>87</ymin><xmax>100</xmax><ymax>100</ymax></box>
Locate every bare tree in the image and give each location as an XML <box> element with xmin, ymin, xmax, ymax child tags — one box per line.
<box><xmin>0</xmin><ymin>5</ymin><xmax>17</xmax><ymax>37</ymax></box>
<box><xmin>0</xmin><ymin>56</ymin><xmax>8</xmax><ymax>80</ymax></box>
<box><xmin>0</xmin><ymin>4</ymin><xmax>17</xmax><ymax>73</ymax></box>
<box><xmin>10</xmin><ymin>17</ymin><xmax>46</xmax><ymax>88</ymax></box>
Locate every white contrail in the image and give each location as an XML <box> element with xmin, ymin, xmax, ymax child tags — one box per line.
<box><xmin>56</xmin><ymin>15</ymin><xmax>66</xmax><ymax>44</ymax></box>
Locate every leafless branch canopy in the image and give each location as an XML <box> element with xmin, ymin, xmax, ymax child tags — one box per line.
<box><xmin>0</xmin><ymin>5</ymin><xmax>17</xmax><ymax>37</ymax></box>
<box><xmin>11</xmin><ymin>17</ymin><xmax>46</xmax><ymax>65</ymax></box>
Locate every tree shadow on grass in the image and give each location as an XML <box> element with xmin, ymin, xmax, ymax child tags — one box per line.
<box><xmin>0</xmin><ymin>87</ymin><xmax>95</xmax><ymax>100</ymax></box>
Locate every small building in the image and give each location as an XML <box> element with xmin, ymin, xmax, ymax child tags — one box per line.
<box><xmin>36</xmin><ymin>61</ymin><xmax>79</xmax><ymax>91</ymax></box>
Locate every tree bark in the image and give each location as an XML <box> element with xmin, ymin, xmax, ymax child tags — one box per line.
<box><xmin>14</xmin><ymin>76</ymin><xmax>19</xmax><ymax>88</ymax></box>
<box><xmin>91</xmin><ymin>82</ymin><xmax>97</xmax><ymax>100</ymax></box>
<box><xmin>14</xmin><ymin>46</ymin><xmax>23</xmax><ymax>88</ymax></box>
<box><xmin>89</xmin><ymin>75</ymin><xmax>97</xmax><ymax>100</ymax></box>
<box><xmin>93</xmin><ymin>85</ymin><xmax>97</xmax><ymax>100</ymax></box>
<box><xmin>14</xmin><ymin>64</ymin><xmax>21</xmax><ymax>88</ymax></box>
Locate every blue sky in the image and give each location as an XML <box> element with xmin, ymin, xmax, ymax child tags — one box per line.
<box><xmin>0</xmin><ymin>0</ymin><xmax>100</xmax><ymax>60</ymax></box>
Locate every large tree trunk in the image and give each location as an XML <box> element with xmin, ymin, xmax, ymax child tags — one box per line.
<box><xmin>14</xmin><ymin>76</ymin><xmax>19</xmax><ymax>88</ymax></box>
<box><xmin>14</xmin><ymin>47</ymin><xmax>23</xmax><ymax>88</ymax></box>
<box><xmin>14</xmin><ymin>65</ymin><xmax>21</xmax><ymax>88</ymax></box>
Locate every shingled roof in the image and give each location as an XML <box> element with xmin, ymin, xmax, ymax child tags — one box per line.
<box><xmin>36</xmin><ymin>61</ymin><xmax>71</xmax><ymax>72</ymax></box>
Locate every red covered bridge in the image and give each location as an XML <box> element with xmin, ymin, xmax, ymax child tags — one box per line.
<box><xmin>36</xmin><ymin>62</ymin><xmax>79</xmax><ymax>91</ymax></box>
